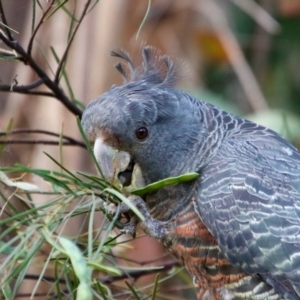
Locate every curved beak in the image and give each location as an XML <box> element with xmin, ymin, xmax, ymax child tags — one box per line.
<box><xmin>94</xmin><ymin>137</ymin><xmax>145</xmax><ymax>192</ymax></box>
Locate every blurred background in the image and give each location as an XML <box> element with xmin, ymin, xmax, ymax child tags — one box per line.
<box><xmin>1</xmin><ymin>0</ymin><xmax>300</xmax><ymax>299</ymax></box>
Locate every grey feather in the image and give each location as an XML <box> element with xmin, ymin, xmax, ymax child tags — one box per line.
<box><xmin>82</xmin><ymin>46</ymin><xmax>300</xmax><ymax>299</ymax></box>
<box><xmin>111</xmin><ymin>46</ymin><xmax>179</xmax><ymax>86</ymax></box>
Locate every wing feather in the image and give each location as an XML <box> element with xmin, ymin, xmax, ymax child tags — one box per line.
<box><xmin>195</xmin><ymin>129</ymin><xmax>300</xmax><ymax>298</ymax></box>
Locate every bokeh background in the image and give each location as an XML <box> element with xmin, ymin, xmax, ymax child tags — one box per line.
<box><xmin>1</xmin><ymin>0</ymin><xmax>300</xmax><ymax>299</ymax></box>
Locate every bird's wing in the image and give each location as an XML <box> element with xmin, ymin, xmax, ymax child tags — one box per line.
<box><xmin>195</xmin><ymin>130</ymin><xmax>300</xmax><ymax>298</ymax></box>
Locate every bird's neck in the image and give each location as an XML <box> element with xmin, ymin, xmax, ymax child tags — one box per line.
<box><xmin>146</xmin><ymin>180</ymin><xmax>199</xmax><ymax>221</ymax></box>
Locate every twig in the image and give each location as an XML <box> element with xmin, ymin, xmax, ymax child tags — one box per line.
<box><xmin>0</xmin><ymin>0</ymin><xmax>14</xmax><ymax>41</ymax></box>
<box><xmin>0</xmin><ymin>87</ymin><xmax>55</xmax><ymax>97</ymax></box>
<box><xmin>27</xmin><ymin>0</ymin><xmax>55</xmax><ymax>56</ymax></box>
<box><xmin>23</xmin><ymin>260</ymin><xmax>179</xmax><ymax>285</ymax></box>
<box><xmin>9</xmin><ymin>78</ymin><xmax>43</xmax><ymax>90</ymax></box>
<box><xmin>0</xmin><ymin>140</ymin><xmax>86</xmax><ymax>148</ymax></box>
<box><xmin>1</xmin><ymin>128</ymin><xmax>77</xmax><ymax>139</ymax></box>
<box><xmin>101</xmin><ymin>260</ymin><xmax>179</xmax><ymax>284</ymax></box>
<box><xmin>0</xmin><ymin>83</ymin><xmax>55</xmax><ymax>97</ymax></box>
<box><xmin>0</xmin><ymin>79</ymin><xmax>54</xmax><ymax>97</ymax></box>
<box><xmin>0</xmin><ymin>31</ymin><xmax>83</xmax><ymax>117</ymax></box>
<box><xmin>0</xmin><ymin>129</ymin><xmax>86</xmax><ymax>148</ymax></box>
<box><xmin>54</xmin><ymin>0</ymin><xmax>92</xmax><ymax>83</ymax></box>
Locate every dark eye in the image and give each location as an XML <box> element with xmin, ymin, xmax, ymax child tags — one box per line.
<box><xmin>135</xmin><ymin>127</ymin><xmax>148</xmax><ymax>140</ymax></box>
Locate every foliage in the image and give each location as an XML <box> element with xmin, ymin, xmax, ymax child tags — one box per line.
<box><xmin>0</xmin><ymin>0</ymin><xmax>300</xmax><ymax>299</ymax></box>
<box><xmin>0</xmin><ymin>1</ymin><xmax>184</xmax><ymax>299</ymax></box>
<box><xmin>0</xmin><ymin>128</ymin><xmax>180</xmax><ymax>299</ymax></box>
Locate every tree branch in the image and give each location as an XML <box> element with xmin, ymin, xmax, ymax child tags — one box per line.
<box><xmin>0</xmin><ymin>87</ymin><xmax>56</xmax><ymax>97</ymax></box>
<box><xmin>0</xmin><ymin>79</ymin><xmax>56</xmax><ymax>97</ymax></box>
<box><xmin>101</xmin><ymin>260</ymin><xmax>179</xmax><ymax>284</ymax></box>
<box><xmin>23</xmin><ymin>260</ymin><xmax>179</xmax><ymax>285</ymax></box>
<box><xmin>0</xmin><ymin>129</ymin><xmax>86</xmax><ymax>148</ymax></box>
<box><xmin>0</xmin><ymin>129</ymin><xmax>86</xmax><ymax>149</ymax></box>
<box><xmin>0</xmin><ymin>140</ymin><xmax>86</xmax><ymax>147</ymax></box>
<box><xmin>54</xmin><ymin>0</ymin><xmax>92</xmax><ymax>83</ymax></box>
<box><xmin>27</xmin><ymin>0</ymin><xmax>55</xmax><ymax>56</ymax></box>
<box><xmin>0</xmin><ymin>31</ymin><xmax>83</xmax><ymax>117</ymax></box>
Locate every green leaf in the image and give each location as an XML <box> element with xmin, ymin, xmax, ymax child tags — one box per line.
<box><xmin>125</xmin><ymin>281</ymin><xmax>142</xmax><ymax>300</ymax></box>
<box><xmin>87</xmin><ymin>262</ymin><xmax>122</xmax><ymax>276</ymax></box>
<box><xmin>0</xmin><ymin>119</ymin><xmax>13</xmax><ymax>155</ymax></box>
<box><xmin>76</xmin><ymin>282</ymin><xmax>93</xmax><ymax>300</ymax></box>
<box><xmin>58</xmin><ymin>237</ymin><xmax>91</xmax><ymax>282</ymax></box>
<box><xmin>0</xmin><ymin>170</ymin><xmax>41</xmax><ymax>192</ymax></box>
<box><xmin>93</xmin><ymin>280</ymin><xmax>110</xmax><ymax>300</ymax></box>
<box><xmin>130</xmin><ymin>172</ymin><xmax>199</xmax><ymax>196</ymax></box>
<box><xmin>151</xmin><ymin>273</ymin><xmax>160</xmax><ymax>300</ymax></box>
<box><xmin>2</xmin><ymin>284</ymin><xmax>13</xmax><ymax>300</ymax></box>
<box><xmin>0</xmin><ymin>22</ymin><xmax>19</xmax><ymax>34</ymax></box>
<box><xmin>0</xmin><ymin>241</ymin><xmax>27</xmax><ymax>258</ymax></box>
<box><xmin>58</xmin><ymin>237</ymin><xmax>93</xmax><ymax>300</ymax></box>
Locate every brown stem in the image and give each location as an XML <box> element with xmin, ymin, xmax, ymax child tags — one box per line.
<box><xmin>101</xmin><ymin>260</ymin><xmax>179</xmax><ymax>284</ymax></box>
<box><xmin>0</xmin><ymin>140</ymin><xmax>86</xmax><ymax>148</ymax></box>
<box><xmin>0</xmin><ymin>78</ymin><xmax>46</xmax><ymax>93</ymax></box>
<box><xmin>0</xmin><ymin>31</ymin><xmax>83</xmax><ymax>117</ymax></box>
<box><xmin>0</xmin><ymin>129</ymin><xmax>86</xmax><ymax>148</ymax></box>
<box><xmin>23</xmin><ymin>260</ymin><xmax>179</xmax><ymax>284</ymax></box>
<box><xmin>54</xmin><ymin>0</ymin><xmax>92</xmax><ymax>83</ymax></box>
<box><xmin>0</xmin><ymin>87</ymin><xmax>56</xmax><ymax>97</ymax></box>
<box><xmin>27</xmin><ymin>0</ymin><xmax>56</xmax><ymax>56</ymax></box>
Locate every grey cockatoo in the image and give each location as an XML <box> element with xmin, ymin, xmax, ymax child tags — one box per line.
<box><xmin>81</xmin><ymin>47</ymin><xmax>300</xmax><ymax>300</ymax></box>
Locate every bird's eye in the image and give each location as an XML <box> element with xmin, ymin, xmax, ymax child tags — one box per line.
<box><xmin>135</xmin><ymin>127</ymin><xmax>148</xmax><ymax>140</ymax></box>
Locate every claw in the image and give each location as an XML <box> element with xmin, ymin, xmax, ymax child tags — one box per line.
<box><xmin>119</xmin><ymin>220</ymin><xmax>138</xmax><ymax>237</ymax></box>
<box><xmin>103</xmin><ymin>200</ymin><xmax>138</xmax><ymax>237</ymax></box>
<box><xmin>103</xmin><ymin>202</ymin><xmax>118</xmax><ymax>215</ymax></box>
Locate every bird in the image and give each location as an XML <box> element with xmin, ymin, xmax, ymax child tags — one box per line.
<box><xmin>81</xmin><ymin>46</ymin><xmax>300</xmax><ymax>300</ymax></box>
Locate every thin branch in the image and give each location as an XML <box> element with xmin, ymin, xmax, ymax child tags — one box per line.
<box><xmin>0</xmin><ymin>0</ymin><xmax>14</xmax><ymax>41</ymax></box>
<box><xmin>101</xmin><ymin>260</ymin><xmax>179</xmax><ymax>284</ymax></box>
<box><xmin>23</xmin><ymin>260</ymin><xmax>179</xmax><ymax>285</ymax></box>
<box><xmin>27</xmin><ymin>0</ymin><xmax>55</xmax><ymax>56</ymax></box>
<box><xmin>13</xmin><ymin>79</ymin><xmax>43</xmax><ymax>90</ymax></box>
<box><xmin>0</xmin><ymin>129</ymin><xmax>86</xmax><ymax>147</ymax></box>
<box><xmin>0</xmin><ymin>140</ymin><xmax>86</xmax><ymax>148</ymax></box>
<box><xmin>15</xmin><ymin>292</ymin><xmax>59</xmax><ymax>298</ymax></box>
<box><xmin>22</xmin><ymin>274</ymin><xmax>67</xmax><ymax>284</ymax></box>
<box><xmin>0</xmin><ymin>79</ymin><xmax>50</xmax><ymax>95</ymax></box>
<box><xmin>0</xmin><ymin>31</ymin><xmax>83</xmax><ymax>117</ymax></box>
<box><xmin>54</xmin><ymin>0</ymin><xmax>92</xmax><ymax>83</ymax></box>
<box><xmin>0</xmin><ymin>82</ymin><xmax>55</xmax><ymax>97</ymax></box>
<box><xmin>0</xmin><ymin>87</ymin><xmax>55</xmax><ymax>97</ymax></box>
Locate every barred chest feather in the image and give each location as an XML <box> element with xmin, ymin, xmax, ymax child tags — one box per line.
<box><xmin>146</xmin><ymin>190</ymin><xmax>284</xmax><ymax>300</ymax></box>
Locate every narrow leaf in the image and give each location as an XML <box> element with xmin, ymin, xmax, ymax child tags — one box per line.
<box><xmin>104</xmin><ymin>188</ymin><xmax>145</xmax><ymax>221</ymax></box>
<box><xmin>125</xmin><ymin>281</ymin><xmax>142</xmax><ymax>300</ymax></box>
<box><xmin>130</xmin><ymin>172</ymin><xmax>199</xmax><ymax>196</ymax></box>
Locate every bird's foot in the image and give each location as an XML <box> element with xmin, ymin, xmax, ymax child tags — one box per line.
<box><xmin>103</xmin><ymin>201</ymin><xmax>138</xmax><ymax>237</ymax></box>
<box><xmin>103</xmin><ymin>195</ymin><xmax>174</xmax><ymax>240</ymax></box>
